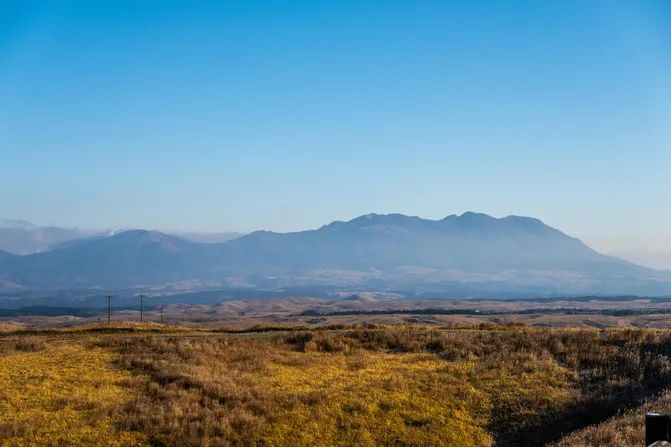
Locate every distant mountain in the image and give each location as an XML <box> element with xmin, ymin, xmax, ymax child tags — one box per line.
<box><xmin>1</xmin><ymin>213</ymin><xmax>669</xmax><ymax>296</ymax></box>
<box><xmin>0</xmin><ymin>220</ymin><xmax>106</xmax><ymax>255</ymax></box>
<box><xmin>1</xmin><ymin>230</ymin><xmax>211</xmax><ymax>289</ymax></box>
<box><xmin>0</xmin><ymin>219</ymin><xmax>242</xmax><ymax>255</ymax></box>
<box><xmin>222</xmin><ymin>212</ymin><xmax>620</xmax><ymax>270</ymax></box>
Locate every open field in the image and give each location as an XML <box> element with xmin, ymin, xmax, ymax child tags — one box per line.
<box><xmin>6</xmin><ymin>296</ymin><xmax>671</xmax><ymax>330</ymax></box>
<box><xmin>2</xmin><ymin>324</ymin><xmax>671</xmax><ymax>446</ymax></box>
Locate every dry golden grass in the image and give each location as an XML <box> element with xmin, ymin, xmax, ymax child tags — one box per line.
<box><xmin>261</xmin><ymin>351</ymin><xmax>492</xmax><ymax>446</ymax></box>
<box><xmin>2</xmin><ymin>325</ymin><xmax>671</xmax><ymax>446</ymax></box>
<box><xmin>0</xmin><ymin>322</ymin><xmax>26</xmax><ymax>333</ymax></box>
<box><xmin>95</xmin><ymin>326</ymin><xmax>671</xmax><ymax>446</ymax></box>
<box><xmin>0</xmin><ymin>339</ymin><xmax>146</xmax><ymax>446</ymax></box>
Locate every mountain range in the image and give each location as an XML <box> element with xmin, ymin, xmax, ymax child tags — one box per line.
<box><xmin>0</xmin><ymin>212</ymin><xmax>669</xmax><ymax>297</ymax></box>
<box><xmin>0</xmin><ymin>219</ymin><xmax>241</xmax><ymax>255</ymax></box>
<box><xmin>0</xmin><ymin>219</ymin><xmax>106</xmax><ymax>255</ymax></box>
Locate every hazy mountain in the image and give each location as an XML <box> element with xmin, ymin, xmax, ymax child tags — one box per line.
<box><xmin>0</xmin><ymin>220</ymin><xmax>106</xmax><ymax>255</ymax></box>
<box><xmin>221</xmin><ymin>212</ymin><xmax>620</xmax><ymax>270</ymax></box>
<box><xmin>0</xmin><ymin>230</ymin><xmax>211</xmax><ymax>289</ymax></box>
<box><xmin>1</xmin><ymin>212</ymin><xmax>669</xmax><ymax>296</ymax></box>
<box><xmin>0</xmin><ymin>219</ymin><xmax>242</xmax><ymax>255</ymax></box>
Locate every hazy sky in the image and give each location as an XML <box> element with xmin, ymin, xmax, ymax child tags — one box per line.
<box><xmin>1</xmin><ymin>1</ymin><xmax>670</xmax><ymax>254</ymax></box>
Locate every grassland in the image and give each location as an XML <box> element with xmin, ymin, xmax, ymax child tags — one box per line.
<box><xmin>1</xmin><ymin>324</ymin><xmax>671</xmax><ymax>446</ymax></box>
<box><xmin>0</xmin><ymin>337</ymin><xmax>144</xmax><ymax>446</ymax></box>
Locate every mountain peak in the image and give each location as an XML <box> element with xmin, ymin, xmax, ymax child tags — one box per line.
<box><xmin>458</xmin><ymin>211</ymin><xmax>497</xmax><ymax>223</ymax></box>
<box><xmin>105</xmin><ymin>230</ymin><xmax>189</xmax><ymax>248</ymax></box>
<box><xmin>437</xmin><ymin>212</ymin><xmax>557</xmax><ymax>233</ymax></box>
<box><xmin>347</xmin><ymin>213</ymin><xmax>423</xmax><ymax>226</ymax></box>
<box><xmin>439</xmin><ymin>211</ymin><xmax>499</xmax><ymax>230</ymax></box>
<box><xmin>440</xmin><ymin>211</ymin><xmax>494</xmax><ymax>221</ymax></box>
<box><xmin>320</xmin><ymin>213</ymin><xmax>424</xmax><ymax>230</ymax></box>
<box><xmin>48</xmin><ymin>230</ymin><xmax>192</xmax><ymax>255</ymax></box>
<box><xmin>324</xmin><ymin>212</ymin><xmax>566</xmax><ymax>236</ymax></box>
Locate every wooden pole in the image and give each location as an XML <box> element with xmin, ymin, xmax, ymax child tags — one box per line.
<box><xmin>139</xmin><ymin>293</ymin><xmax>145</xmax><ymax>322</ymax></box>
<box><xmin>160</xmin><ymin>305</ymin><xmax>164</xmax><ymax>324</ymax></box>
<box><xmin>106</xmin><ymin>295</ymin><xmax>112</xmax><ymax>324</ymax></box>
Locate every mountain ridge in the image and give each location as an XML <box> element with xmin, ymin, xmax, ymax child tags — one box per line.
<box><xmin>0</xmin><ymin>212</ymin><xmax>668</xmax><ymax>296</ymax></box>
<box><xmin>0</xmin><ymin>220</ymin><xmax>240</xmax><ymax>255</ymax></box>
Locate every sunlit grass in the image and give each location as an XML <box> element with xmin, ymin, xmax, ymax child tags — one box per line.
<box><xmin>263</xmin><ymin>351</ymin><xmax>492</xmax><ymax>447</ymax></box>
<box><xmin>0</xmin><ymin>341</ymin><xmax>146</xmax><ymax>446</ymax></box>
<box><xmin>1</xmin><ymin>326</ymin><xmax>670</xmax><ymax>446</ymax></box>
<box><xmin>260</xmin><ymin>349</ymin><xmax>576</xmax><ymax>447</ymax></box>
<box><xmin>0</xmin><ymin>323</ymin><xmax>26</xmax><ymax>333</ymax></box>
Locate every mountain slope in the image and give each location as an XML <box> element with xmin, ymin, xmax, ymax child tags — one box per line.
<box><xmin>0</xmin><ymin>213</ymin><xmax>667</xmax><ymax>295</ymax></box>
<box><xmin>176</xmin><ymin>232</ymin><xmax>242</xmax><ymax>244</ymax></box>
<box><xmin>1</xmin><ymin>231</ymin><xmax>211</xmax><ymax>289</ymax></box>
<box><xmin>0</xmin><ymin>249</ymin><xmax>14</xmax><ymax>263</ymax></box>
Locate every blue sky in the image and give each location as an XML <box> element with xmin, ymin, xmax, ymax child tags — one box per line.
<box><xmin>1</xmin><ymin>1</ymin><xmax>670</xmax><ymax>254</ymax></box>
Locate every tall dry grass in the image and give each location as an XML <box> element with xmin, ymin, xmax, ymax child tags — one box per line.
<box><xmin>3</xmin><ymin>326</ymin><xmax>671</xmax><ymax>446</ymax></box>
<box><xmin>94</xmin><ymin>326</ymin><xmax>671</xmax><ymax>446</ymax></box>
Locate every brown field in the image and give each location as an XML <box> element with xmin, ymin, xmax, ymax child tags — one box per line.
<box><xmin>6</xmin><ymin>296</ymin><xmax>671</xmax><ymax>331</ymax></box>
<box><xmin>2</xmin><ymin>322</ymin><xmax>671</xmax><ymax>446</ymax></box>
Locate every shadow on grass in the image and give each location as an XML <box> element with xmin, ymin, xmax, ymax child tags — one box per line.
<box><xmin>493</xmin><ymin>383</ymin><xmax>668</xmax><ymax>446</ymax></box>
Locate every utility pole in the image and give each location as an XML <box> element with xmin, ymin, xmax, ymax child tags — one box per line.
<box><xmin>106</xmin><ymin>295</ymin><xmax>112</xmax><ymax>324</ymax></box>
<box><xmin>160</xmin><ymin>305</ymin><xmax>164</xmax><ymax>324</ymax></box>
<box><xmin>139</xmin><ymin>293</ymin><xmax>145</xmax><ymax>323</ymax></box>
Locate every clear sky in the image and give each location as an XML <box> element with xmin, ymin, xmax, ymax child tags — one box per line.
<box><xmin>1</xmin><ymin>1</ymin><xmax>670</xmax><ymax>255</ymax></box>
